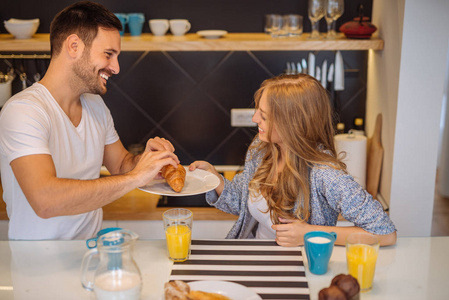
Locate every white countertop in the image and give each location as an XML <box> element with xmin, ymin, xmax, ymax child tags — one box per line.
<box><xmin>0</xmin><ymin>237</ymin><xmax>448</xmax><ymax>300</ymax></box>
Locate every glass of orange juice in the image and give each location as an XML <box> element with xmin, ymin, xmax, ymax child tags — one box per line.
<box><xmin>346</xmin><ymin>232</ymin><xmax>379</xmax><ymax>292</ymax></box>
<box><xmin>163</xmin><ymin>208</ymin><xmax>193</xmax><ymax>262</ymax></box>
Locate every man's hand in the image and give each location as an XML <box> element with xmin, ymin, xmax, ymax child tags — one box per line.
<box><xmin>145</xmin><ymin>137</ymin><xmax>175</xmax><ymax>153</ymax></box>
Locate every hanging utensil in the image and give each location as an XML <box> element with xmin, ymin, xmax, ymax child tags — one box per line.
<box><xmin>290</xmin><ymin>62</ymin><xmax>296</xmax><ymax>74</ymax></box>
<box><xmin>334</xmin><ymin>50</ymin><xmax>345</xmax><ymax>91</ymax></box>
<box><xmin>20</xmin><ymin>72</ymin><xmax>27</xmax><ymax>90</ymax></box>
<box><xmin>308</xmin><ymin>52</ymin><xmax>316</xmax><ymax>77</ymax></box>
<box><xmin>297</xmin><ymin>62</ymin><xmax>302</xmax><ymax>74</ymax></box>
<box><xmin>327</xmin><ymin>63</ymin><xmax>334</xmax><ymax>83</ymax></box>
<box><xmin>17</xmin><ymin>59</ymin><xmax>28</xmax><ymax>90</ymax></box>
<box><xmin>285</xmin><ymin>62</ymin><xmax>291</xmax><ymax>75</ymax></box>
<box><xmin>321</xmin><ymin>60</ymin><xmax>328</xmax><ymax>89</ymax></box>
<box><xmin>301</xmin><ymin>58</ymin><xmax>308</xmax><ymax>74</ymax></box>
<box><xmin>33</xmin><ymin>59</ymin><xmax>41</xmax><ymax>82</ymax></box>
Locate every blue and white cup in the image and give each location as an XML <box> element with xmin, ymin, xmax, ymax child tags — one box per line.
<box><xmin>128</xmin><ymin>13</ymin><xmax>145</xmax><ymax>36</ymax></box>
<box><xmin>304</xmin><ymin>231</ymin><xmax>337</xmax><ymax>275</ymax></box>
<box><xmin>114</xmin><ymin>13</ymin><xmax>128</xmax><ymax>36</ymax></box>
<box><xmin>86</xmin><ymin>227</ymin><xmax>123</xmax><ymax>249</ymax></box>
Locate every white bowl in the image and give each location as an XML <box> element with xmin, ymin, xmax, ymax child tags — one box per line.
<box><xmin>4</xmin><ymin>18</ymin><xmax>40</xmax><ymax>39</ymax></box>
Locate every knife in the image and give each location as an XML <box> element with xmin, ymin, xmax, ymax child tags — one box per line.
<box><xmin>334</xmin><ymin>50</ymin><xmax>344</xmax><ymax>91</ymax></box>
<box><xmin>328</xmin><ymin>63</ymin><xmax>334</xmax><ymax>83</ymax></box>
<box><xmin>286</xmin><ymin>62</ymin><xmax>291</xmax><ymax>75</ymax></box>
<box><xmin>316</xmin><ymin>66</ymin><xmax>321</xmax><ymax>81</ymax></box>
<box><xmin>321</xmin><ymin>60</ymin><xmax>328</xmax><ymax>89</ymax></box>
<box><xmin>297</xmin><ymin>62</ymin><xmax>302</xmax><ymax>74</ymax></box>
<box><xmin>301</xmin><ymin>58</ymin><xmax>307</xmax><ymax>74</ymax></box>
<box><xmin>308</xmin><ymin>52</ymin><xmax>315</xmax><ymax>78</ymax></box>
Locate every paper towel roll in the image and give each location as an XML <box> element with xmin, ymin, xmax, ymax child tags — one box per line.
<box><xmin>334</xmin><ymin>133</ymin><xmax>367</xmax><ymax>188</ymax></box>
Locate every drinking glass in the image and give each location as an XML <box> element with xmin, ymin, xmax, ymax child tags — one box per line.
<box><xmin>346</xmin><ymin>232</ymin><xmax>379</xmax><ymax>292</ymax></box>
<box><xmin>264</xmin><ymin>14</ymin><xmax>277</xmax><ymax>34</ymax></box>
<box><xmin>325</xmin><ymin>0</ymin><xmax>344</xmax><ymax>39</ymax></box>
<box><xmin>284</xmin><ymin>14</ymin><xmax>303</xmax><ymax>37</ymax></box>
<box><xmin>308</xmin><ymin>0</ymin><xmax>325</xmax><ymax>39</ymax></box>
<box><xmin>163</xmin><ymin>208</ymin><xmax>193</xmax><ymax>262</ymax></box>
<box><xmin>267</xmin><ymin>14</ymin><xmax>285</xmax><ymax>38</ymax></box>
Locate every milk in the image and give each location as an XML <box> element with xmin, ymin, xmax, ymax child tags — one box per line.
<box><xmin>94</xmin><ymin>270</ymin><xmax>141</xmax><ymax>300</ymax></box>
<box><xmin>307</xmin><ymin>236</ymin><xmax>331</xmax><ymax>244</ymax></box>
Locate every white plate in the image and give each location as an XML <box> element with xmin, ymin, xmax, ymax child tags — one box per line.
<box><xmin>197</xmin><ymin>30</ymin><xmax>228</xmax><ymax>39</ymax></box>
<box><xmin>188</xmin><ymin>281</ymin><xmax>262</xmax><ymax>300</ymax></box>
<box><xmin>138</xmin><ymin>167</ymin><xmax>220</xmax><ymax>197</ymax></box>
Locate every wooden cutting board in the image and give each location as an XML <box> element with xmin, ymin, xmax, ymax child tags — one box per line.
<box><xmin>366</xmin><ymin>113</ymin><xmax>383</xmax><ymax>197</ymax></box>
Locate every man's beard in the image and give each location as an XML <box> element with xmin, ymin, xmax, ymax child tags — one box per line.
<box><xmin>73</xmin><ymin>49</ymin><xmax>107</xmax><ymax>95</ymax></box>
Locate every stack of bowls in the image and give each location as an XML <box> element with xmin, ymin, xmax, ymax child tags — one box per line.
<box><xmin>4</xmin><ymin>18</ymin><xmax>40</xmax><ymax>39</ymax></box>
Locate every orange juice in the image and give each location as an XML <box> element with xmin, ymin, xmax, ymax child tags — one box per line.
<box><xmin>165</xmin><ymin>224</ymin><xmax>191</xmax><ymax>262</ymax></box>
<box><xmin>346</xmin><ymin>244</ymin><xmax>378</xmax><ymax>291</ymax></box>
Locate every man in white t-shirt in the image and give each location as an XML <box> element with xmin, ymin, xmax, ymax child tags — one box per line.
<box><xmin>0</xmin><ymin>2</ymin><xmax>179</xmax><ymax>240</ymax></box>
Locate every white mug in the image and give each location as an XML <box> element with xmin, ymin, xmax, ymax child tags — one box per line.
<box><xmin>149</xmin><ymin>19</ymin><xmax>169</xmax><ymax>36</ymax></box>
<box><xmin>169</xmin><ymin>19</ymin><xmax>191</xmax><ymax>36</ymax></box>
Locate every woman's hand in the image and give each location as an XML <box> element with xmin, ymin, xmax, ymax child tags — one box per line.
<box><xmin>189</xmin><ymin>161</ymin><xmax>217</xmax><ymax>174</ymax></box>
<box><xmin>189</xmin><ymin>161</ymin><xmax>224</xmax><ymax>196</ymax></box>
<box><xmin>272</xmin><ymin>217</ymin><xmax>311</xmax><ymax>247</ymax></box>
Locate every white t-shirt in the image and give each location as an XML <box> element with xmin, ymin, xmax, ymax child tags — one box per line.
<box><xmin>0</xmin><ymin>83</ymin><xmax>119</xmax><ymax>240</ymax></box>
<box><xmin>247</xmin><ymin>193</ymin><xmax>276</xmax><ymax>239</ymax></box>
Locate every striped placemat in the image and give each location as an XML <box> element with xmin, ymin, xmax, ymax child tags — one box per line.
<box><xmin>169</xmin><ymin>239</ymin><xmax>310</xmax><ymax>300</ymax></box>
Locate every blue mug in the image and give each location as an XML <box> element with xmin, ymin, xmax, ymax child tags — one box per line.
<box><xmin>128</xmin><ymin>13</ymin><xmax>145</xmax><ymax>36</ymax></box>
<box><xmin>304</xmin><ymin>231</ymin><xmax>337</xmax><ymax>275</ymax></box>
<box><xmin>86</xmin><ymin>227</ymin><xmax>123</xmax><ymax>249</ymax></box>
<box><xmin>114</xmin><ymin>13</ymin><xmax>128</xmax><ymax>36</ymax></box>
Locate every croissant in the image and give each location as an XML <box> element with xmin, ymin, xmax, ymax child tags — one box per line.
<box><xmin>164</xmin><ymin>281</ymin><xmax>231</xmax><ymax>300</ymax></box>
<box><xmin>161</xmin><ymin>164</ymin><xmax>186</xmax><ymax>193</ymax></box>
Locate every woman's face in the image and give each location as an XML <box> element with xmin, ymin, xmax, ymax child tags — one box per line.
<box><xmin>252</xmin><ymin>91</ymin><xmax>282</xmax><ymax>146</ymax></box>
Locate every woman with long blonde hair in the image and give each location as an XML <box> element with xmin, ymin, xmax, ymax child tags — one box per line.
<box><xmin>190</xmin><ymin>74</ymin><xmax>396</xmax><ymax>246</ymax></box>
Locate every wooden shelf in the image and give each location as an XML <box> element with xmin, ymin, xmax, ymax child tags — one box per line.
<box><xmin>0</xmin><ymin>33</ymin><xmax>383</xmax><ymax>52</ymax></box>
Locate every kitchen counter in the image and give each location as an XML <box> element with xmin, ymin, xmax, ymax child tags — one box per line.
<box><xmin>0</xmin><ymin>237</ymin><xmax>448</xmax><ymax>299</ymax></box>
<box><xmin>0</xmin><ymin>33</ymin><xmax>383</xmax><ymax>52</ymax></box>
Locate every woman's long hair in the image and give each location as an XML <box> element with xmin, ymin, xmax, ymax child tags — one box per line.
<box><xmin>248</xmin><ymin>74</ymin><xmax>346</xmax><ymax>224</ymax></box>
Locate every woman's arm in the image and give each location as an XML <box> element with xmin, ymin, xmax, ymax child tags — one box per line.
<box><xmin>272</xmin><ymin>218</ymin><xmax>397</xmax><ymax>247</ymax></box>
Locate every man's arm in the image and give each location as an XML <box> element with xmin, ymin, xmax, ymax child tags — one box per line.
<box><xmin>11</xmin><ymin>139</ymin><xmax>178</xmax><ymax>219</ymax></box>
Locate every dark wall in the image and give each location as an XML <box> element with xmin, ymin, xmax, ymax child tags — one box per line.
<box><xmin>1</xmin><ymin>0</ymin><xmax>372</xmax><ymax>34</ymax></box>
<box><xmin>1</xmin><ymin>0</ymin><xmax>372</xmax><ymax>166</ymax></box>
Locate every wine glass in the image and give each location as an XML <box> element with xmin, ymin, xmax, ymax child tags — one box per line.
<box><xmin>308</xmin><ymin>0</ymin><xmax>325</xmax><ymax>39</ymax></box>
<box><xmin>325</xmin><ymin>0</ymin><xmax>344</xmax><ymax>39</ymax></box>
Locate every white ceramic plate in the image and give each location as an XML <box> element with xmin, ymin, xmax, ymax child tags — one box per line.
<box><xmin>138</xmin><ymin>167</ymin><xmax>220</xmax><ymax>197</ymax></box>
<box><xmin>188</xmin><ymin>281</ymin><xmax>262</xmax><ymax>300</ymax></box>
<box><xmin>197</xmin><ymin>30</ymin><xmax>228</xmax><ymax>39</ymax></box>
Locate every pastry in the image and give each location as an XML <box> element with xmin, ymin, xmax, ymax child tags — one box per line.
<box><xmin>164</xmin><ymin>280</ymin><xmax>232</xmax><ymax>300</ymax></box>
<box><xmin>165</xmin><ymin>280</ymin><xmax>191</xmax><ymax>300</ymax></box>
<box><xmin>318</xmin><ymin>274</ymin><xmax>360</xmax><ymax>300</ymax></box>
<box><xmin>161</xmin><ymin>164</ymin><xmax>186</xmax><ymax>192</ymax></box>
<box><xmin>331</xmin><ymin>274</ymin><xmax>360</xmax><ymax>299</ymax></box>
<box><xmin>189</xmin><ymin>290</ymin><xmax>231</xmax><ymax>300</ymax></box>
<box><xmin>318</xmin><ymin>285</ymin><xmax>347</xmax><ymax>300</ymax></box>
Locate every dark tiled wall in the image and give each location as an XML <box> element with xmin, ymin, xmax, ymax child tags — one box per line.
<box><xmin>0</xmin><ymin>0</ymin><xmax>372</xmax><ymax>35</ymax></box>
<box><xmin>0</xmin><ymin>50</ymin><xmax>368</xmax><ymax>166</ymax></box>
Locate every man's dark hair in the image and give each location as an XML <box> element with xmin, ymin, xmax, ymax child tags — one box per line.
<box><xmin>50</xmin><ymin>1</ymin><xmax>122</xmax><ymax>56</ymax></box>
